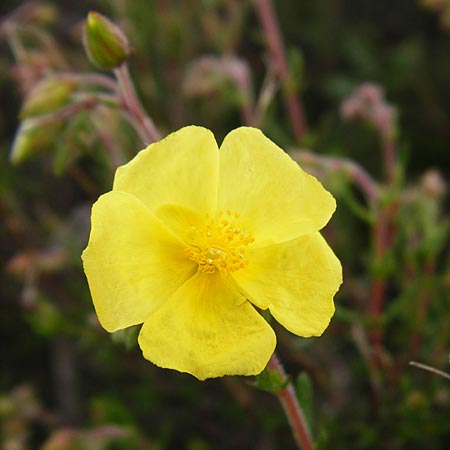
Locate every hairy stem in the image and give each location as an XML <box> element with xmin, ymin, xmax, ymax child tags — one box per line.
<box><xmin>369</xmin><ymin>127</ymin><xmax>398</xmax><ymax>367</ymax></box>
<box><xmin>291</xmin><ymin>150</ymin><xmax>380</xmax><ymax>201</ymax></box>
<box><xmin>114</xmin><ymin>64</ymin><xmax>161</xmax><ymax>145</ymax></box>
<box><xmin>254</xmin><ymin>0</ymin><xmax>307</xmax><ymax>140</ymax></box>
<box><xmin>60</xmin><ymin>72</ymin><xmax>118</xmax><ymax>92</ymax></box>
<box><xmin>267</xmin><ymin>353</ymin><xmax>314</xmax><ymax>450</ymax></box>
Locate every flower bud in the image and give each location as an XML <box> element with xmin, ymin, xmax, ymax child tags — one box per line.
<box><xmin>20</xmin><ymin>77</ymin><xmax>76</xmax><ymax>119</ymax></box>
<box><xmin>10</xmin><ymin>118</ymin><xmax>63</xmax><ymax>165</ymax></box>
<box><xmin>83</xmin><ymin>11</ymin><xmax>130</xmax><ymax>70</ymax></box>
<box><xmin>421</xmin><ymin>169</ymin><xmax>447</xmax><ymax>199</ymax></box>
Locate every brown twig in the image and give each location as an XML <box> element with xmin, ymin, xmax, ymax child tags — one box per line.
<box><xmin>254</xmin><ymin>0</ymin><xmax>307</xmax><ymax>140</ymax></box>
<box><xmin>409</xmin><ymin>361</ymin><xmax>450</xmax><ymax>381</ymax></box>
<box><xmin>267</xmin><ymin>353</ymin><xmax>314</xmax><ymax>450</ymax></box>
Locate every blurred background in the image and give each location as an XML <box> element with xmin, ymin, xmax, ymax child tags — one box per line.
<box><xmin>1</xmin><ymin>1</ymin><xmax>449</xmax><ymax>449</ymax></box>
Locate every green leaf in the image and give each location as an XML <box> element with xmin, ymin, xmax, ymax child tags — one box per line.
<box><xmin>111</xmin><ymin>325</ymin><xmax>140</xmax><ymax>350</ymax></box>
<box><xmin>253</xmin><ymin>366</ymin><xmax>289</xmax><ymax>393</ymax></box>
<box><xmin>295</xmin><ymin>372</ymin><xmax>314</xmax><ymax>433</ymax></box>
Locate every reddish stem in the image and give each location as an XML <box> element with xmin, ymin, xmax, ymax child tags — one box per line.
<box><xmin>369</xmin><ymin>128</ymin><xmax>398</xmax><ymax>366</ymax></box>
<box><xmin>369</xmin><ymin>207</ymin><xmax>389</xmax><ymax>353</ymax></box>
<box><xmin>60</xmin><ymin>72</ymin><xmax>118</xmax><ymax>92</ymax></box>
<box><xmin>114</xmin><ymin>64</ymin><xmax>161</xmax><ymax>145</ymax></box>
<box><xmin>254</xmin><ymin>0</ymin><xmax>307</xmax><ymax>141</ymax></box>
<box><xmin>409</xmin><ymin>259</ymin><xmax>435</xmax><ymax>359</ymax></box>
<box><xmin>292</xmin><ymin>150</ymin><xmax>380</xmax><ymax>201</ymax></box>
<box><xmin>267</xmin><ymin>353</ymin><xmax>314</xmax><ymax>450</ymax></box>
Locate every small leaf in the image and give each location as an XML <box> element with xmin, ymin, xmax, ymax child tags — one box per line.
<box><xmin>10</xmin><ymin>118</ymin><xmax>64</xmax><ymax>165</ymax></box>
<box><xmin>253</xmin><ymin>366</ymin><xmax>289</xmax><ymax>393</ymax></box>
<box><xmin>295</xmin><ymin>372</ymin><xmax>314</xmax><ymax>432</ymax></box>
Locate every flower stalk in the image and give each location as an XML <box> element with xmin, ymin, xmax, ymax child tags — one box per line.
<box><xmin>409</xmin><ymin>361</ymin><xmax>450</xmax><ymax>381</ymax></box>
<box><xmin>254</xmin><ymin>0</ymin><xmax>307</xmax><ymax>141</ymax></box>
<box><xmin>267</xmin><ymin>353</ymin><xmax>314</xmax><ymax>450</ymax></box>
<box><xmin>114</xmin><ymin>63</ymin><xmax>161</xmax><ymax>145</ymax></box>
<box><xmin>291</xmin><ymin>150</ymin><xmax>380</xmax><ymax>202</ymax></box>
<box><xmin>59</xmin><ymin>72</ymin><xmax>118</xmax><ymax>92</ymax></box>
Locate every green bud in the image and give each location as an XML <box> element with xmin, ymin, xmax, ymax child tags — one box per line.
<box><xmin>83</xmin><ymin>11</ymin><xmax>130</xmax><ymax>70</ymax></box>
<box><xmin>20</xmin><ymin>77</ymin><xmax>76</xmax><ymax>119</ymax></box>
<box><xmin>10</xmin><ymin>118</ymin><xmax>64</xmax><ymax>165</ymax></box>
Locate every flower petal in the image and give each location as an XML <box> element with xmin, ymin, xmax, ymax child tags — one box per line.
<box><xmin>82</xmin><ymin>191</ymin><xmax>196</xmax><ymax>332</ymax></box>
<box><xmin>138</xmin><ymin>273</ymin><xmax>276</xmax><ymax>380</ymax></box>
<box><xmin>232</xmin><ymin>232</ymin><xmax>342</xmax><ymax>337</ymax></box>
<box><xmin>114</xmin><ymin>126</ymin><xmax>219</xmax><ymax>215</ymax></box>
<box><xmin>218</xmin><ymin>127</ymin><xmax>336</xmax><ymax>244</ymax></box>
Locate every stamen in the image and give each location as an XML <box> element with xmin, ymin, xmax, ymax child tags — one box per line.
<box><xmin>185</xmin><ymin>210</ymin><xmax>254</xmax><ymax>277</ymax></box>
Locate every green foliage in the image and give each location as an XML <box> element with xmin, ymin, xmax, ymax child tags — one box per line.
<box><xmin>295</xmin><ymin>372</ymin><xmax>314</xmax><ymax>432</ymax></box>
<box><xmin>253</xmin><ymin>367</ymin><xmax>289</xmax><ymax>394</ymax></box>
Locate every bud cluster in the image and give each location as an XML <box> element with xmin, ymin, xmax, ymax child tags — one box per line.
<box><xmin>340</xmin><ymin>82</ymin><xmax>396</xmax><ymax>141</ymax></box>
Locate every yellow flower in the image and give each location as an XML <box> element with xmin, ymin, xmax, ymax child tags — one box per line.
<box><xmin>82</xmin><ymin>126</ymin><xmax>342</xmax><ymax>380</ymax></box>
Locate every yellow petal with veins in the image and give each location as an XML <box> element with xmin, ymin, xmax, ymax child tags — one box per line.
<box><xmin>232</xmin><ymin>232</ymin><xmax>342</xmax><ymax>337</ymax></box>
<box><xmin>82</xmin><ymin>191</ymin><xmax>196</xmax><ymax>332</ymax></box>
<box><xmin>138</xmin><ymin>273</ymin><xmax>276</xmax><ymax>380</ymax></box>
<box><xmin>218</xmin><ymin>127</ymin><xmax>336</xmax><ymax>246</ymax></box>
<box><xmin>114</xmin><ymin>126</ymin><xmax>219</xmax><ymax>216</ymax></box>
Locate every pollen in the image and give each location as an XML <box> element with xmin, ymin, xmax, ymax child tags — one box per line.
<box><xmin>185</xmin><ymin>210</ymin><xmax>254</xmax><ymax>276</ymax></box>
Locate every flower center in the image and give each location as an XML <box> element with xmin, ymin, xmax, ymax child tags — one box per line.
<box><xmin>185</xmin><ymin>210</ymin><xmax>254</xmax><ymax>276</ymax></box>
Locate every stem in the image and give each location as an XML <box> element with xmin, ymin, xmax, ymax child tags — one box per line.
<box><xmin>351</xmin><ymin>324</ymin><xmax>382</xmax><ymax>405</ymax></box>
<box><xmin>20</xmin><ymin>24</ymin><xmax>69</xmax><ymax>70</ymax></box>
<box><xmin>26</xmin><ymin>96</ymin><xmax>97</xmax><ymax>126</ymax></box>
<box><xmin>114</xmin><ymin>64</ymin><xmax>161</xmax><ymax>145</ymax></box>
<box><xmin>368</xmin><ymin>124</ymin><xmax>398</xmax><ymax>366</ymax></box>
<box><xmin>93</xmin><ymin>106</ymin><xmax>127</xmax><ymax>169</ymax></box>
<box><xmin>229</xmin><ymin>58</ymin><xmax>255</xmax><ymax>126</ymax></box>
<box><xmin>267</xmin><ymin>353</ymin><xmax>314</xmax><ymax>450</ymax></box>
<box><xmin>369</xmin><ymin>206</ymin><xmax>389</xmax><ymax>354</ymax></box>
<box><xmin>409</xmin><ymin>361</ymin><xmax>450</xmax><ymax>381</ymax></box>
<box><xmin>254</xmin><ymin>0</ymin><xmax>307</xmax><ymax>141</ymax></box>
<box><xmin>254</xmin><ymin>69</ymin><xmax>278</xmax><ymax>127</ymax></box>
<box><xmin>238</xmin><ymin>80</ymin><xmax>255</xmax><ymax>127</ymax></box>
<box><xmin>382</xmin><ymin>137</ymin><xmax>396</xmax><ymax>185</ymax></box>
<box><xmin>290</xmin><ymin>150</ymin><xmax>380</xmax><ymax>201</ymax></box>
<box><xmin>60</xmin><ymin>72</ymin><xmax>118</xmax><ymax>92</ymax></box>
<box><xmin>409</xmin><ymin>259</ymin><xmax>435</xmax><ymax>359</ymax></box>
<box><xmin>3</xmin><ymin>22</ymin><xmax>27</xmax><ymax>61</ymax></box>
